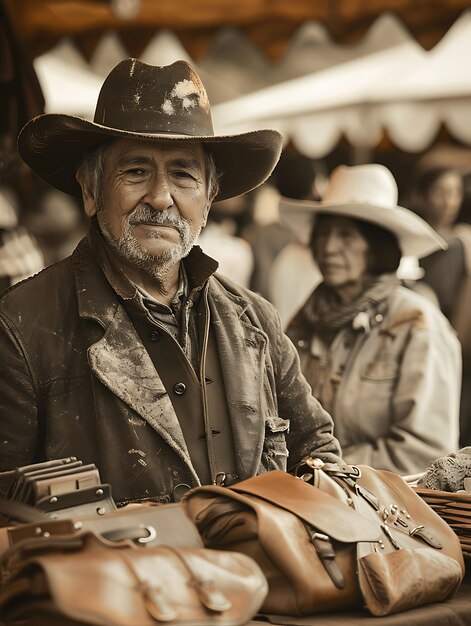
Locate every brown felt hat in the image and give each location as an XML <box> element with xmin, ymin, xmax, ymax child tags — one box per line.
<box><xmin>18</xmin><ymin>58</ymin><xmax>283</xmax><ymax>202</ymax></box>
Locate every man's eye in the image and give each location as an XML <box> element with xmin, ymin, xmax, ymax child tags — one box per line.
<box><xmin>174</xmin><ymin>170</ymin><xmax>194</xmax><ymax>179</ymax></box>
<box><xmin>126</xmin><ymin>168</ymin><xmax>146</xmax><ymax>176</ymax></box>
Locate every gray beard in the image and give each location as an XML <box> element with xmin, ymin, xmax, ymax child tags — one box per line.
<box><xmin>98</xmin><ymin>204</ymin><xmax>200</xmax><ymax>280</ymax></box>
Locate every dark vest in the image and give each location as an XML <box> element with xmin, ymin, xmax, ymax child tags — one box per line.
<box><xmin>122</xmin><ymin>293</ymin><xmax>238</xmax><ymax>487</ymax></box>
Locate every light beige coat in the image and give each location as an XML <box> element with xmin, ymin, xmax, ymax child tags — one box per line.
<box><xmin>287</xmin><ymin>285</ymin><xmax>461</xmax><ymax>474</ymax></box>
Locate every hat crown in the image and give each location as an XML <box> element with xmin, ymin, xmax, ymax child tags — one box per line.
<box><xmin>323</xmin><ymin>164</ymin><xmax>398</xmax><ymax>210</ymax></box>
<box><xmin>93</xmin><ymin>58</ymin><xmax>214</xmax><ymax>136</ymax></box>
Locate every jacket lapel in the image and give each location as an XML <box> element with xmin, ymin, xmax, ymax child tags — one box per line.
<box><xmin>208</xmin><ymin>281</ymin><xmax>268</xmax><ymax>480</ymax></box>
<box><xmin>73</xmin><ymin>245</ymin><xmax>197</xmax><ymax>482</ymax></box>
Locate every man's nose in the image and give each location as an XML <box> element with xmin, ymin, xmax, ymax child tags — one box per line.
<box><xmin>143</xmin><ymin>172</ymin><xmax>173</xmax><ymax>210</ymax></box>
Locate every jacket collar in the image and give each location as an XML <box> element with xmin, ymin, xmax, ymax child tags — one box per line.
<box><xmin>73</xmin><ymin>222</ymin><xmax>218</xmax><ymax>325</ymax></box>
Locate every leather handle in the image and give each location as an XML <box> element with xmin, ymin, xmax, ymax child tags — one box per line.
<box><xmin>0</xmin><ymin>497</ymin><xmax>50</xmax><ymax>524</ymax></box>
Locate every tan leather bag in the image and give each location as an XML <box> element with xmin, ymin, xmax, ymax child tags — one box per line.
<box><xmin>184</xmin><ymin>464</ymin><xmax>464</xmax><ymax>617</ymax></box>
<box><xmin>0</xmin><ymin>530</ymin><xmax>268</xmax><ymax>626</ymax></box>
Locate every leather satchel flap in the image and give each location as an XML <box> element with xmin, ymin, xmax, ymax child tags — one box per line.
<box><xmin>0</xmin><ymin>535</ymin><xmax>268</xmax><ymax>626</ymax></box>
<box><xmin>194</xmin><ymin>471</ymin><xmax>381</xmax><ymax>543</ymax></box>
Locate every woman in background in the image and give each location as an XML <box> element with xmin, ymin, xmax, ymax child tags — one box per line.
<box><xmin>411</xmin><ymin>166</ymin><xmax>465</xmax><ymax>318</ymax></box>
<box><xmin>284</xmin><ymin>164</ymin><xmax>461</xmax><ymax>474</ymax></box>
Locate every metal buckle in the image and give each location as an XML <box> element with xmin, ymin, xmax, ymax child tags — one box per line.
<box><xmin>350</xmin><ymin>465</ymin><xmax>362</xmax><ymax>478</ymax></box>
<box><xmin>304</xmin><ymin>457</ymin><xmax>325</xmax><ymax>469</ymax></box>
<box><xmin>137</xmin><ymin>525</ymin><xmax>157</xmax><ymax>544</ymax></box>
<box><xmin>213</xmin><ymin>472</ymin><xmax>227</xmax><ymax>486</ymax></box>
<box><xmin>409</xmin><ymin>525</ymin><xmax>425</xmax><ymax>537</ymax></box>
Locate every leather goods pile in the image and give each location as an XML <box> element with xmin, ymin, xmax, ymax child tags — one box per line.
<box><xmin>185</xmin><ymin>461</ymin><xmax>465</xmax><ymax>617</ymax></box>
<box><xmin>0</xmin><ymin>457</ymin><xmax>467</xmax><ymax>623</ymax></box>
<box><xmin>0</xmin><ymin>459</ymin><xmax>268</xmax><ymax>626</ymax></box>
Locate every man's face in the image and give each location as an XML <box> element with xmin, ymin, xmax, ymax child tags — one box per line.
<box><xmin>87</xmin><ymin>138</ymin><xmax>209</xmax><ymax>276</ymax></box>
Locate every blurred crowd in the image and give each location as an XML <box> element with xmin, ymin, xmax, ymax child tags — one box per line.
<box><xmin>1</xmin><ymin>144</ymin><xmax>470</xmax><ymax>463</ymax></box>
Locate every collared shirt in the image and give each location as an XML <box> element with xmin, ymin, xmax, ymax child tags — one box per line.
<box><xmin>135</xmin><ymin>266</ymin><xmax>188</xmax><ymax>344</ymax></box>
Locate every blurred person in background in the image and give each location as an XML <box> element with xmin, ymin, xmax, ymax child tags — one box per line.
<box><xmin>267</xmin><ymin>151</ymin><xmax>324</xmax><ymax>325</ymax></box>
<box><xmin>243</xmin><ymin>150</ymin><xmax>317</xmax><ymax>299</ymax></box>
<box><xmin>411</xmin><ymin>166</ymin><xmax>466</xmax><ymax>319</ymax></box>
<box><xmin>23</xmin><ymin>188</ymin><xmax>88</xmax><ymax>267</ymax></box>
<box><xmin>0</xmin><ymin>186</ymin><xmax>43</xmax><ymax>292</ymax></box>
<box><xmin>284</xmin><ymin>164</ymin><xmax>461</xmax><ymax>475</ymax></box>
<box><xmin>197</xmin><ymin>194</ymin><xmax>254</xmax><ymax>288</ymax></box>
<box><xmin>410</xmin><ymin>165</ymin><xmax>471</xmax><ymax>447</ymax></box>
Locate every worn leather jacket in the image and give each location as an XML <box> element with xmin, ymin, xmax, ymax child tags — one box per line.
<box><xmin>0</xmin><ymin>230</ymin><xmax>342</xmax><ymax>504</ymax></box>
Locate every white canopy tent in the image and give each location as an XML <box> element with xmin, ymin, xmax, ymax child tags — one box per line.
<box><xmin>31</xmin><ymin>11</ymin><xmax>471</xmax><ymax>157</ymax></box>
<box><xmin>33</xmin><ymin>30</ymin><xmax>240</xmax><ymax>121</ymax></box>
<box><xmin>33</xmin><ymin>39</ymin><xmax>103</xmax><ymax>118</ymax></box>
<box><xmin>371</xmin><ymin>11</ymin><xmax>471</xmax><ymax>151</ymax></box>
<box><xmin>212</xmin><ymin>28</ymin><xmax>426</xmax><ymax>156</ymax></box>
<box><xmin>212</xmin><ymin>11</ymin><xmax>471</xmax><ymax>156</ymax></box>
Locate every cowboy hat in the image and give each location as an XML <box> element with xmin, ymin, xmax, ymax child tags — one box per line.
<box><xmin>279</xmin><ymin>164</ymin><xmax>446</xmax><ymax>258</ymax></box>
<box><xmin>18</xmin><ymin>58</ymin><xmax>283</xmax><ymax>202</ymax></box>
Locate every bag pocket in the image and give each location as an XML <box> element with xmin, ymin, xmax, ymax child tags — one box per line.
<box><xmin>358</xmin><ymin>547</ymin><xmax>462</xmax><ymax>616</ymax></box>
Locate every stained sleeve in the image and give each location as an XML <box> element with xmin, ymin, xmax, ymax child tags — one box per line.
<box><xmin>0</xmin><ymin>313</ymin><xmax>39</xmax><ymax>494</ymax></box>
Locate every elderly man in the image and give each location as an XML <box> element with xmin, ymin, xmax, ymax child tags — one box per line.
<box><xmin>0</xmin><ymin>59</ymin><xmax>341</xmax><ymax>505</ymax></box>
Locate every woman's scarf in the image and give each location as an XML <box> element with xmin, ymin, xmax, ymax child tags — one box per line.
<box><xmin>300</xmin><ymin>273</ymin><xmax>399</xmax><ymax>334</ymax></box>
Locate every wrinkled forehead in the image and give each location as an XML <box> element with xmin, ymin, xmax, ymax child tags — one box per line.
<box><xmin>104</xmin><ymin>137</ymin><xmax>207</xmax><ymax>165</ymax></box>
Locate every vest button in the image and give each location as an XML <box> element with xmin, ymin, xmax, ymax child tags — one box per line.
<box><xmin>173</xmin><ymin>483</ymin><xmax>191</xmax><ymax>501</ymax></box>
<box><xmin>150</xmin><ymin>330</ymin><xmax>161</xmax><ymax>342</ymax></box>
<box><xmin>173</xmin><ymin>382</ymin><xmax>186</xmax><ymax>395</ymax></box>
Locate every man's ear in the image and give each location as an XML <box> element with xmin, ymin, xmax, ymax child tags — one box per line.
<box><xmin>77</xmin><ymin>177</ymin><xmax>98</xmax><ymax>217</ymax></box>
<box><xmin>202</xmin><ymin>202</ymin><xmax>211</xmax><ymax>227</ymax></box>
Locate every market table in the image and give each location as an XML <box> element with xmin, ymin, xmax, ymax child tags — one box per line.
<box><xmin>246</xmin><ymin>569</ymin><xmax>471</xmax><ymax>626</ymax></box>
<box><xmin>2</xmin><ymin>569</ymin><xmax>470</xmax><ymax>626</ymax></box>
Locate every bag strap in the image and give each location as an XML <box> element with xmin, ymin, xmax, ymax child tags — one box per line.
<box><xmin>1</xmin><ymin>526</ymin><xmax>158</xmax><ymax>574</ymax></box>
<box><xmin>119</xmin><ymin>544</ymin><xmax>232</xmax><ymax>622</ymax></box>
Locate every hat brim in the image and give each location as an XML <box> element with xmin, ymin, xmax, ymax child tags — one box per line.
<box><xmin>18</xmin><ymin>114</ymin><xmax>282</xmax><ymax>202</ymax></box>
<box><xmin>279</xmin><ymin>197</ymin><xmax>447</xmax><ymax>259</ymax></box>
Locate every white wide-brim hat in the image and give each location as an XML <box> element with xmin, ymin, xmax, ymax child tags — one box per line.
<box><xmin>279</xmin><ymin>164</ymin><xmax>446</xmax><ymax>258</ymax></box>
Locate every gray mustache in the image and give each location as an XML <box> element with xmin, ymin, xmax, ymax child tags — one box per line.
<box><xmin>128</xmin><ymin>205</ymin><xmax>187</xmax><ymax>233</ymax></box>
